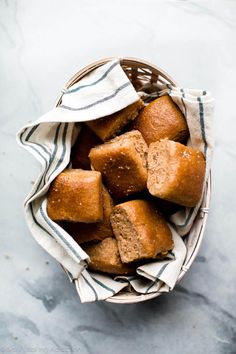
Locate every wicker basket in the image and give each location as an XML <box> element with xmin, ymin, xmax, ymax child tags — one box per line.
<box><xmin>56</xmin><ymin>57</ymin><xmax>211</xmax><ymax>304</ymax></box>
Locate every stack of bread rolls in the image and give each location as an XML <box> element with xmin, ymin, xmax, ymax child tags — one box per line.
<box><xmin>47</xmin><ymin>95</ymin><xmax>206</xmax><ymax>275</ymax></box>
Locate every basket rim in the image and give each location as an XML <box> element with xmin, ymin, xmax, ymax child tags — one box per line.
<box><xmin>57</xmin><ymin>56</ymin><xmax>211</xmax><ymax>304</ymax></box>
<box><xmin>55</xmin><ymin>56</ymin><xmax>178</xmax><ymax>108</ymax></box>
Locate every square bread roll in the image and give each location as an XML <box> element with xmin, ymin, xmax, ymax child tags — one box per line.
<box><xmin>147</xmin><ymin>140</ymin><xmax>206</xmax><ymax>207</ymax></box>
<box><xmin>83</xmin><ymin>238</ymin><xmax>135</xmax><ymax>275</ymax></box>
<box><xmin>110</xmin><ymin>200</ymin><xmax>173</xmax><ymax>263</ymax></box>
<box><xmin>63</xmin><ymin>186</ymin><xmax>114</xmax><ymax>244</ymax></box>
<box><xmin>47</xmin><ymin>169</ymin><xmax>103</xmax><ymax>222</ymax></box>
<box><xmin>133</xmin><ymin>95</ymin><xmax>189</xmax><ymax>145</ymax></box>
<box><xmin>86</xmin><ymin>99</ymin><xmax>144</xmax><ymax>141</ymax></box>
<box><xmin>71</xmin><ymin>125</ymin><xmax>101</xmax><ymax>170</ymax></box>
<box><xmin>89</xmin><ymin>130</ymin><xmax>148</xmax><ymax>199</ymax></box>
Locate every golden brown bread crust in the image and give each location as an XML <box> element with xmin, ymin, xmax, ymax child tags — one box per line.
<box><xmin>89</xmin><ymin>130</ymin><xmax>148</xmax><ymax>199</ymax></box>
<box><xmin>133</xmin><ymin>96</ymin><xmax>189</xmax><ymax>145</ymax></box>
<box><xmin>147</xmin><ymin>140</ymin><xmax>206</xmax><ymax>207</ymax></box>
<box><xmin>71</xmin><ymin>125</ymin><xmax>101</xmax><ymax>170</ymax></box>
<box><xmin>83</xmin><ymin>238</ymin><xmax>135</xmax><ymax>275</ymax></box>
<box><xmin>110</xmin><ymin>200</ymin><xmax>173</xmax><ymax>263</ymax></box>
<box><xmin>63</xmin><ymin>186</ymin><xmax>114</xmax><ymax>244</ymax></box>
<box><xmin>47</xmin><ymin>169</ymin><xmax>103</xmax><ymax>222</ymax></box>
<box><xmin>86</xmin><ymin>99</ymin><xmax>144</xmax><ymax>141</ymax></box>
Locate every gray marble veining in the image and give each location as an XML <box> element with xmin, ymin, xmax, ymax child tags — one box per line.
<box><xmin>0</xmin><ymin>0</ymin><xmax>236</xmax><ymax>353</ymax></box>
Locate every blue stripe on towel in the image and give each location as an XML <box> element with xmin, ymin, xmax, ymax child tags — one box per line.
<box><xmin>81</xmin><ymin>273</ymin><xmax>98</xmax><ymax>301</ymax></box>
<box><xmin>25</xmin><ymin>125</ymin><xmax>51</xmax><ymax>157</ymax></box>
<box><xmin>156</xmin><ymin>262</ymin><xmax>169</xmax><ymax>278</ymax></box>
<box><xmin>145</xmin><ymin>279</ymin><xmax>160</xmax><ymax>294</ymax></box>
<box><xmin>19</xmin><ymin>130</ymin><xmax>49</xmax><ymax>167</ymax></box>
<box><xmin>180</xmin><ymin>88</ymin><xmax>187</xmax><ymax>118</ymax></box>
<box><xmin>197</xmin><ymin>96</ymin><xmax>207</xmax><ymax>155</ymax></box>
<box><xmin>144</xmin><ymin>262</ymin><xmax>169</xmax><ymax>294</ymax></box>
<box><xmin>22</xmin><ymin>125</ymin><xmax>51</xmax><ymax>158</ymax></box>
<box><xmin>25</xmin><ymin>124</ymin><xmax>39</xmax><ymax>140</ymax></box>
<box><xmin>175</xmin><ymin>207</ymin><xmax>194</xmax><ymax>228</ymax></box>
<box><xmin>64</xmin><ymin>61</ymin><xmax>119</xmax><ymax>95</ymax></box>
<box><xmin>47</xmin><ymin>123</ymin><xmax>69</xmax><ymax>181</ymax></box>
<box><xmin>60</xmin><ymin>82</ymin><xmax>131</xmax><ymax>111</ymax></box>
<box><xmin>91</xmin><ymin>277</ymin><xmax>116</xmax><ymax>295</ymax></box>
<box><xmin>29</xmin><ymin>203</ymin><xmax>53</xmax><ymax>238</ymax></box>
<box><xmin>39</xmin><ymin>204</ymin><xmax>82</xmax><ymax>261</ymax></box>
<box><xmin>44</xmin><ymin>123</ymin><xmax>63</xmax><ymax>182</ymax></box>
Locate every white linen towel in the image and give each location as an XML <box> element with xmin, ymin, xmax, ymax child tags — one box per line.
<box><xmin>17</xmin><ymin>59</ymin><xmax>214</xmax><ymax>302</ymax></box>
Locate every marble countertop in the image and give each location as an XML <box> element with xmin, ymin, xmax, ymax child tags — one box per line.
<box><xmin>0</xmin><ymin>0</ymin><xmax>235</xmax><ymax>353</ymax></box>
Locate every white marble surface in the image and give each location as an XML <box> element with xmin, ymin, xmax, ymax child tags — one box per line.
<box><xmin>0</xmin><ymin>0</ymin><xmax>236</xmax><ymax>353</ymax></box>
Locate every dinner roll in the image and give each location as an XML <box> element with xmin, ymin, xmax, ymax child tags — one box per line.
<box><xmin>47</xmin><ymin>169</ymin><xmax>103</xmax><ymax>222</ymax></box>
<box><xmin>86</xmin><ymin>99</ymin><xmax>144</xmax><ymax>141</ymax></box>
<box><xmin>83</xmin><ymin>238</ymin><xmax>135</xmax><ymax>275</ymax></box>
<box><xmin>147</xmin><ymin>139</ymin><xmax>206</xmax><ymax>207</ymax></box>
<box><xmin>110</xmin><ymin>200</ymin><xmax>173</xmax><ymax>263</ymax></box>
<box><xmin>133</xmin><ymin>95</ymin><xmax>189</xmax><ymax>145</ymax></box>
<box><xmin>89</xmin><ymin>130</ymin><xmax>148</xmax><ymax>199</ymax></box>
<box><xmin>63</xmin><ymin>186</ymin><xmax>114</xmax><ymax>244</ymax></box>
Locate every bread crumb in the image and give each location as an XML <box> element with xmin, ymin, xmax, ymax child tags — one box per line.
<box><xmin>182</xmin><ymin>151</ymin><xmax>190</xmax><ymax>158</ymax></box>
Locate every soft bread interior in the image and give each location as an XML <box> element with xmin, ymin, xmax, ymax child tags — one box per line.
<box><xmin>111</xmin><ymin>207</ymin><xmax>144</xmax><ymax>263</ymax></box>
<box><xmin>147</xmin><ymin>141</ymin><xmax>170</xmax><ymax>196</ymax></box>
<box><xmin>133</xmin><ymin>135</ymin><xmax>148</xmax><ymax>170</ymax></box>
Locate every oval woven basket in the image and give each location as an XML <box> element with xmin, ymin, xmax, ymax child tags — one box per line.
<box><xmin>56</xmin><ymin>57</ymin><xmax>211</xmax><ymax>304</ymax></box>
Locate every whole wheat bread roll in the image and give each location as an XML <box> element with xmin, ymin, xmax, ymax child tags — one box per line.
<box><xmin>47</xmin><ymin>169</ymin><xmax>103</xmax><ymax>222</ymax></box>
<box><xmin>71</xmin><ymin>125</ymin><xmax>101</xmax><ymax>170</ymax></box>
<box><xmin>89</xmin><ymin>130</ymin><xmax>148</xmax><ymax>199</ymax></box>
<box><xmin>83</xmin><ymin>238</ymin><xmax>135</xmax><ymax>275</ymax></box>
<box><xmin>86</xmin><ymin>99</ymin><xmax>144</xmax><ymax>141</ymax></box>
<box><xmin>110</xmin><ymin>200</ymin><xmax>173</xmax><ymax>263</ymax></box>
<box><xmin>133</xmin><ymin>96</ymin><xmax>189</xmax><ymax>145</ymax></box>
<box><xmin>63</xmin><ymin>186</ymin><xmax>114</xmax><ymax>244</ymax></box>
<box><xmin>147</xmin><ymin>140</ymin><xmax>206</xmax><ymax>207</ymax></box>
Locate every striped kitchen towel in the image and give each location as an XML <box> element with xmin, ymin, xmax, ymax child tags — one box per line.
<box><xmin>16</xmin><ymin>59</ymin><xmax>214</xmax><ymax>302</ymax></box>
<box><xmin>168</xmin><ymin>87</ymin><xmax>214</xmax><ymax>235</ymax></box>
